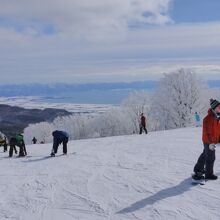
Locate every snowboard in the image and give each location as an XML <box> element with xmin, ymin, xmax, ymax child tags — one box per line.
<box><xmin>49</xmin><ymin>152</ymin><xmax>76</xmax><ymax>158</ymax></box>
<box><xmin>191</xmin><ymin>173</ymin><xmax>206</xmax><ymax>185</ymax></box>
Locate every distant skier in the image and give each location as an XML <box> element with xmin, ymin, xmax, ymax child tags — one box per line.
<box><xmin>9</xmin><ymin>134</ymin><xmax>27</xmax><ymax>157</ymax></box>
<box><xmin>194</xmin><ymin>112</ymin><xmax>201</xmax><ymax>127</ymax></box>
<box><xmin>139</xmin><ymin>113</ymin><xmax>148</xmax><ymax>134</ymax></box>
<box><xmin>32</xmin><ymin>137</ymin><xmax>37</xmax><ymax>144</ymax></box>
<box><xmin>193</xmin><ymin>99</ymin><xmax>220</xmax><ymax>180</ymax></box>
<box><xmin>50</xmin><ymin>130</ymin><xmax>69</xmax><ymax>157</ymax></box>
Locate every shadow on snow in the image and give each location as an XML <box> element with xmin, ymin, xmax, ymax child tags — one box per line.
<box><xmin>117</xmin><ymin>177</ymin><xmax>204</xmax><ymax>214</ymax></box>
<box><xmin>21</xmin><ymin>152</ymin><xmax>76</xmax><ymax>163</ymax></box>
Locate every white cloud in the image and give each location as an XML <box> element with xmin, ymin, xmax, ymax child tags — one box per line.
<box><xmin>0</xmin><ymin>1</ymin><xmax>220</xmax><ymax>83</ymax></box>
<box><xmin>0</xmin><ymin>0</ymin><xmax>172</xmax><ymax>40</ymax></box>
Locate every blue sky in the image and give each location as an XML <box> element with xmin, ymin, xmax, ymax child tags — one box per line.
<box><xmin>0</xmin><ymin>0</ymin><xmax>220</xmax><ymax>84</ymax></box>
<box><xmin>171</xmin><ymin>0</ymin><xmax>220</xmax><ymax>23</ymax></box>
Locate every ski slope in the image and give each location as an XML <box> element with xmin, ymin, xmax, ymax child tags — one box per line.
<box><xmin>0</xmin><ymin>127</ymin><xmax>220</xmax><ymax>220</ymax></box>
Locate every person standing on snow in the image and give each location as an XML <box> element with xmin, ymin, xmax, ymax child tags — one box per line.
<box><xmin>16</xmin><ymin>134</ymin><xmax>27</xmax><ymax>157</ymax></box>
<box><xmin>9</xmin><ymin>134</ymin><xmax>27</xmax><ymax>157</ymax></box>
<box><xmin>139</xmin><ymin>113</ymin><xmax>148</xmax><ymax>134</ymax></box>
<box><xmin>50</xmin><ymin>130</ymin><xmax>69</xmax><ymax>157</ymax></box>
<box><xmin>194</xmin><ymin>112</ymin><xmax>201</xmax><ymax>127</ymax></box>
<box><xmin>9</xmin><ymin>137</ymin><xmax>18</xmax><ymax>157</ymax></box>
<box><xmin>32</xmin><ymin>137</ymin><xmax>37</xmax><ymax>144</ymax></box>
<box><xmin>193</xmin><ymin>99</ymin><xmax>220</xmax><ymax>180</ymax></box>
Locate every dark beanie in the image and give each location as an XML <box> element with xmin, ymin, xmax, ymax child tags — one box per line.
<box><xmin>210</xmin><ymin>98</ymin><xmax>220</xmax><ymax>110</ymax></box>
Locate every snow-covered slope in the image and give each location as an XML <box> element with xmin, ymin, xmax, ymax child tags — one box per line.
<box><xmin>1</xmin><ymin>127</ymin><xmax>220</xmax><ymax>220</ymax></box>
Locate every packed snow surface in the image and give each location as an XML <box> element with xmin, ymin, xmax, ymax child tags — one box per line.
<box><xmin>1</xmin><ymin>127</ymin><xmax>220</xmax><ymax>220</ymax></box>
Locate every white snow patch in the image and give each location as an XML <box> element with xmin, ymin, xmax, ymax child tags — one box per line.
<box><xmin>0</xmin><ymin>127</ymin><xmax>220</xmax><ymax>220</ymax></box>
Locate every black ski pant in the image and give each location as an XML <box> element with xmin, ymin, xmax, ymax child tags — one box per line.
<box><xmin>18</xmin><ymin>145</ymin><xmax>27</xmax><ymax>157</ymax></box>
<box><xmin>139</xmin><ymin>125</ymin><xmax>148</xmax><ymax>134</ymax></box>
<box><xmin>52</xmin><ymin>138</ymin><xmax>68</xmax><ymax>154</ymax></box>
<box><xmin>3</xmin><ymin>143</ymin><xmax>7</xmax><ymax>152</ymax></box>
<box><xmin>194</xmin><ymin>143</ymin><xmax>215</xmax><ymax>176</ymax></box>
<box><xmin>9</xmin><ymin>145</ymin><xmax>18</xmax><ymax>157</ymax></box>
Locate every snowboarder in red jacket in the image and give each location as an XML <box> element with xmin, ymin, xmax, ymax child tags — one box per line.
<box><xmin>193</xmin><ymin>99</ymin><xmax>220</xmax><ymax>180</ymax></box>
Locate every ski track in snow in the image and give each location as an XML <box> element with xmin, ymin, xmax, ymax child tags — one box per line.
<box><xmin>0</xmin><ymin>127</ymin><xmax>220</xmax><ymax>219</ymax></box>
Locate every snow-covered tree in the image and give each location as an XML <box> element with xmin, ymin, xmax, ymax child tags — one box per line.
<box><xmin>122</xmin><ymin>91</ymin><xmax>152</xmax><ymax>133</ymax></box>
<box><xmin>53</xmin><ymin>114</ymin><xmax>90</xmax><ymax>140</ymax></box>
<box><xmin>24</xmin><ymin>122</ymin><xmax>54</xmax><ymax>144</ymax></box>
<box><xmin>24</xmin><ymin>70</ymin><xmax>216</xmax><ymax>142</ymax></box>
<box><xmin>24</xmin><ymin>114</ymin><xmax>92</xmax><ymax>143</ymax></box>
<box><xmin>151</xmin><ymin>68</ymin><xmax>209</xmax><ymax>130</ymax></box>
<box><xmin>88</xmin><ymin>107</ymin><xmax>133</xmax><ymax>137</ymax></box>
<box><xmin>25</xmin><ymin>91</ymin><xmax>152</xmax><ymax>141</ymax></box>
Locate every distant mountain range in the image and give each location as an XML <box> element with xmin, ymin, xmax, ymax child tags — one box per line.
<box><xmin>0</xmin><ymin>81</ymin><xmax>157</xmax><ymax>104</ymax></box>
<box><xmin>0</xmin><ymin>104</ymin><xmax>72</xmax><ymax>138</ymax></box>
<box><xmin>0</xmin><ymin>81</ymin><xmax>157</xmax><ymax>96</ymax></box>
<box><xmin>0</xmin><ymin>80</ymin><xmax>219</xmax><ymax>104</ymax></box>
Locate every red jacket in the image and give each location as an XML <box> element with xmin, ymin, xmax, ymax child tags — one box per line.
<box><xmin>140</xmin><ymin>115</ymin><xmax>146</xmax><ymax>126</ymax></box>
<box><xmin>202</xmin><ymin>109</ymin><xmax>220</xmax><ymax>144</ymax></box>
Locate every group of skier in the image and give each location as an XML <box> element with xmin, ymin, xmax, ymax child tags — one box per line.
<box><xmin>1</xmin><ymin>98</ymin><xmax>220</xmax><ymax>181</ymax></box>
<box><xmin>1</xmin><ymin>112</ymin><xmax>147</xmax><ymax>158</ymax></box>
<box><xmin>1</xmin><ymin>130</ymin><xmax>69</xmax><ymax>158</ymax></box>
<box><xmin>0</xmin><ymin>134</ymin><xmax>27</xmax><ymax>157</ymax></box>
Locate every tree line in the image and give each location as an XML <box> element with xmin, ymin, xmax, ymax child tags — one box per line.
<box><xmin>24</xmin><ymin>69</ymin><xmax>220</xmax><ymax>144</ymax></box>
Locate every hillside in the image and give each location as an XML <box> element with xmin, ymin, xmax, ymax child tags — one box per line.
<box><xmin>0</xmin><ymin>127</ymin><xmax>220</xmax><ymax>220</ymax></box>
<box><xmin>0</xmin><ymin>104</ymin><xmax>72</xmax><ymax>137</ymax></box>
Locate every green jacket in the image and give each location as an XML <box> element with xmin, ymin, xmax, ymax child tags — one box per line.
<box><xmin>15</xmin><ymin>134</ymin><xmax>24</xmax><ymax>146</ymax></box>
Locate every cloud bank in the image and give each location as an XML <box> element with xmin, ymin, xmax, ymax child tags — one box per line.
<box><xmin>0</xmin><ymin>0</ymin><xmax>172</xmax><ymax>40</ymax></box>
<box><xmin>0</xmin><ymin>0</ymin><xmax>220</xmax><ymax>84</ymax></box>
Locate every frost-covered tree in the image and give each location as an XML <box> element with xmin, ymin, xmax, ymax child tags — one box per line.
<box><xmin>122</xmin><ymin>91</ymin><xmax>152</xmax><ymax>133</ymax></box>
<box><xmin>53</xmin><ymin>114</ymin><xmax>90</xmax><ymax>140</ymax></box>
<box><xmin>24</xmin><ymin>70</ymin><xmax>215</xmax><ymax>142</ymax></box>
<box><xmin>88</xmin><ymin>107</ymin><xmax>133</xmax><ymax>137</ymax></box>
<box><xmin>151</xmin><ymin>68</ymin><xmax>209</xmax><ymax>130</ymax></box>
<box><xmin>24</xmin><ymin>114</ymin><xmax>92</xmax><ymax>143</ymax></box>
<box><xmin>24</xmin><ymin>122</ymin><xmax>54</xmax><ymax>144</ymax></box>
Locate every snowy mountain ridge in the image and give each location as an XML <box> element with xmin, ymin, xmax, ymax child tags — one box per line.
<box><xmin>1</xmin><ymin>127</ymin><xmax>220</xmax><ymax>220</ymax></box>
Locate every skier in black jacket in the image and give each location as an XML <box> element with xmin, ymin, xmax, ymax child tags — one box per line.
<box><xmin>32</xmin><ymin>137</ymin><xmax>37</xmax><ymax>144</ymax></box>
<box><xmin>50</xmin><ymin>130</ymin><xmax>69</xmax><ymax>157</ymax></box>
